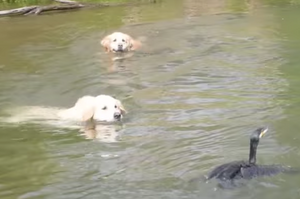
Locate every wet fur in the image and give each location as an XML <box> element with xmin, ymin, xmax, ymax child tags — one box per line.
<box><xmin>2</xmin><ymin>95</ymin><xmax>126</xmax><ymax>124</ymax></box>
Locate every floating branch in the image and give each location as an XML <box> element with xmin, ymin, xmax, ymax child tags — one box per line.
<box><xmin>0</xmin><ymin>0</ymin><xmax>157</xmax><ymax>16</ymax></box>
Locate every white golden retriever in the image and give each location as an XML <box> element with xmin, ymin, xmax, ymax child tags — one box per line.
<box><xmin>58</xmin><ymin>95</ymin><xmax>125</xmax><ymax>122</ymax></box>
<box><xmin>101</xmin><ymin>32</ymin><xmax>141</xmax><ymax>53</ymax></box>
<box><xmin>2</xmin><ymin>95</ymin><xmax>126</xmax><ymax>125</ymax></box>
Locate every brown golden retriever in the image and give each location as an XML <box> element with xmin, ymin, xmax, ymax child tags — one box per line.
<box><xmin>101</xmin><ymin>32</ymin><xmax>141</xmax><ymax>53</ymax></box>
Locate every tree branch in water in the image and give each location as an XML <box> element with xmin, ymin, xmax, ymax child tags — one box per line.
<box><xmin>0</xmin><ymin>0</ymin><xmax>157</xmax><ymax>16</ymax></box>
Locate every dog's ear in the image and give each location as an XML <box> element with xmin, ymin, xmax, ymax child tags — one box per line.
<box><xmin>101</xmin><ymin>34</ymin><xmax>112</xmax><ymax>52</ymax></box>
<box><xmin>74</xmin><ymin>96</ymin><xmax>96</xmax><ymax>121</ymax></box>
<box><xmin>115</xmin><ymin>99</ymin><xmax>126</xmax><ymax>114</ymax></box>
<box><xmin>81</xmin><ymin>105</ymin><xmax>95</xmax><ymax>122</ymax></box>
<box><xmin>129</xmin><ymin>38</ymin><xmax>142</xmax><ymax>51</ymax></box>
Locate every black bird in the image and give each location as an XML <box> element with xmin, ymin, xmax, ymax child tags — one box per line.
<box><xmin>206</xmin><ymin>127</ymin><xmax>297</xmax><ymax>188</ymax></box>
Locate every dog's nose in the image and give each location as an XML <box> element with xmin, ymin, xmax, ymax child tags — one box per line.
<box><xmin>118</xmin><ymin>44</ymin><xmax>123</xmax><ymax>49</ymax></box>
<box><xmin>114</xmin><ymin>112</ymin><xmax>121</xmax><ymax>120</ymax></box>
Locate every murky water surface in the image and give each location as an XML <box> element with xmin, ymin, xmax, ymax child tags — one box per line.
<box><xmin>1</xmin><ymin>1</ymin><xmax>300</xmax><ymax>198</ymax></box>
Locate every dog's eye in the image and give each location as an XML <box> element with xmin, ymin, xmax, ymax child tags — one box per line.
<box><xmin>113</xmin><ymin>39</ymin><xmax>117</xmax><ymax>42</ymax></box>
<box><xmin>115</xmin><ymin>105</ymin><xmax>117</xmax><ymax>108</ymax></box>
<box><xmin>102</xmin><ymin>106</ymin><xmax>107</xmax><ymax>110</ymax></box>
<box><xmin>122</xmin><ymin>39</ymin><xmax>126</xmax><ymax>42</ymax></box>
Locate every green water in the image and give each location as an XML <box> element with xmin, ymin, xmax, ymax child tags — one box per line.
<box><xmin>1</xmin><ymin>0</ymin><xmax>300</xmax><ymax>198</ymax></box>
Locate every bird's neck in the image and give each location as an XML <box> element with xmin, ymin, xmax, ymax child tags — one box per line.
<box><xmin>249</xmin><ymin>140</ymin><xmax>258</xmax><ymax>164</ymax></box>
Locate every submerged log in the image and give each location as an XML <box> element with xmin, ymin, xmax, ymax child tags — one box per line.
<box><xmin>54</xmin><ymin>0</ymin><xmax>80</xmax><ymax>4</ymax></box>
<box><xmin>0</xmin><ymin>0</ymin><xmax>157</xmax><ymax>16</ymax></box>
<box><xmin>25</xmin><ymin>4</ymin><xmax>84</xmax><ymax>15</ymax></box>
<box><xmin>0</xmin><ymin>6</ymin><xmax>38</xmax><ymax>16</ymax></box>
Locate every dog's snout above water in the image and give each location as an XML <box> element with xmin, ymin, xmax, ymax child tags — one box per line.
<box><xmin>118</xmin><ymin>44</ymin><xmax>123</xmax><ymax>50</ymax></box>
<box><xmin>114</xmin><ymin>112</ymin><xmax>121</xmax><ymax>120</ymax></box>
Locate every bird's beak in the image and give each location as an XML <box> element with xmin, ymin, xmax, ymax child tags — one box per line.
<box><xmin>259</xmin><ymin>128</ymin><xmax>268</xmax><ymax>138</ymax></box>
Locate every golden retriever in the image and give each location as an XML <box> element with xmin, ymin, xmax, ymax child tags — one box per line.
<box><xmin>100</xmin><ymin>32</ymin><xmax>142</xmax><ymax>72</ymax></box>
<box><xmin>2</xmin><ymin>95</ymin><xmax>126</xmax><ymax>124</ymax></box>
<box><xmin>58</xmin><ymin>95</ymin><xmax>125</xmax><ymax>122</ymax></box>
<box><xmin>101</xmin><ymin>32</ymin><xmax>141</xmax><ymax>53</ymax></box>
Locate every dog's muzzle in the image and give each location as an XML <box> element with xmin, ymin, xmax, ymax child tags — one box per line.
<box><xmin>114</xmin><ymin>112</ymin><xmax>122</xmax><ymax>120</ymax></box>
<box><xmin>117</xmin><ymin>44</ymin><xmax>123</xmax><ymax>51</ymax></box>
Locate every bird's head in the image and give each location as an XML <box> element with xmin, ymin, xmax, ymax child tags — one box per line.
<box><xmin>251</xmin><ymin>127</ymin><xmax>268</xmax><ymax>142</ymax></box>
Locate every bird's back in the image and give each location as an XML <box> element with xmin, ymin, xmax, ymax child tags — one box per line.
<box><xmin>207</xmin><ymin>161</ymin><xmax>298</xmax><ymax>182</ymax></box>
<box><xmin>241</xmin><ymin>164</ymin><xmax>298</xmax><ymax>179</ymax></box>
<box><xmin>207</xmin><ymin>161</ymin><xmax>247</xmax><ymax>181</ymax></box>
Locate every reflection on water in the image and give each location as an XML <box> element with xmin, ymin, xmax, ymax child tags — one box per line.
<box><xmin>1</xmin><ymin>0</ymin><xmax>300</xmax><ymax>199</ymax></box>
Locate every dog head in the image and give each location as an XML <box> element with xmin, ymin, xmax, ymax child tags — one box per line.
<box><xmin>101</xmin><ymin>32</ymin><xmax>140</xmax><ymax>53</ymax></box>
<box><xmin>74</xmin><ymin>95</ymin><xmax>126</xmax><ymax>122</ymax></box>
